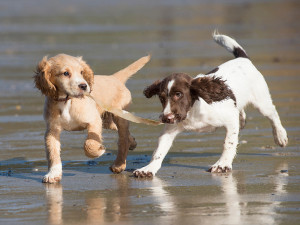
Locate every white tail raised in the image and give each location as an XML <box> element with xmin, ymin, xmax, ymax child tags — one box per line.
<box><xmin>213</xmin><ymin>30</ymin><xmax>248</xmax><ymax>58</ymax></box>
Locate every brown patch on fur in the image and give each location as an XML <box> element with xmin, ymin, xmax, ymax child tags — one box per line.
<box><xmin>34</xmin><ymin>56</ymin><xmax>58</xmax><ymax>99</ymax></box>
<box><xmin>190</xmin><ymin>76</ymin><xmax>236</xmax><ymax>105</ymax></box>
<box><xmin>233</xmin><ymin>47</ymin><xmax>249</xmax><ymax>59</ymax></box>
<box><xmin>144</xmin><ymin>73</ymin><xmax>194</xmax><ymax>123</ymax></box>
<box><xmin>143</xmin><ymin>80</ymin><xmax>161</xmax><ymax>98</ymax></box>
<box><xmin>163</xmin><ymin>73</ymin><xmax>193</xmax><ymax>122</ymax></box>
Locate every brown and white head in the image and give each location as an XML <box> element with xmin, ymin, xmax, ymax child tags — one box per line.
<box><xmin>143</xmin><ymin>73</ymin><xmax>194</xmax><ymax>124</ymax></box>
<box><xmin>34</xmin><ymin>54</ymin><xmax>94</xmax><ymax>100</ymax></box>
<box><xmin>143</xmin><ymin>72</ymin><xmax>236</xmax><ymax>124</ymax></box>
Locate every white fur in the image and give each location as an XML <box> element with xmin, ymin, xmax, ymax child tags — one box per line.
<box><xmin>163</xmin><ymin>80</ymin><xmax>175</xmax><ymax>116</ymax></box>
<box><xmin>163</xmin><ymin>100</ymin><xmax>171</xmax><ymax>116</ymax></box>
<box><xmin>134</xmin><ymin>33</ymin><xmax>288</xmax><ymax>176</ymax></box>
<box><xmin>167</xmin><ymin>79</ymin><xmax>174</xmax><ymax>94</ymax></box>
<box><xmin>43</xmin><ymin>163</ymin><xmax>62</xmax><ymax>183</ymax></box>
<box><xmin>213</xmin><ymin>30</ymin><xmax>247</xmax><ymax>56</ymax></box>
<box><xmin>59</xmin><ymin>98</ymin><xmax>72</xmax><ymax>122</ymax></box>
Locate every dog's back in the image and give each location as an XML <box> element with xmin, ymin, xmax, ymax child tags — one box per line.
<box><xmin>206</xmin><ymin>31</ymin><xmax>270</xmax><ymax>110</ymax></box>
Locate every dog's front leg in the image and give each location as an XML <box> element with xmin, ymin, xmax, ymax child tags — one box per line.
<box><xmin>209</xmin><ymin>124</ymin><xmax>239</xmax><ymax>173</ymax></box>
<box><xmin>84</xmin><ymin>120</ymin><xmax>106</xmax><ymax>158</ymax></box>
<box><xmin>43</xmin><ymin>127</ymin><xmax>63</xmax><ymax>183</ymax></box>
<box><xmin>133</xmin><ymin>124</ymin><xmax>183</xmax><ymax>178</ymax></box>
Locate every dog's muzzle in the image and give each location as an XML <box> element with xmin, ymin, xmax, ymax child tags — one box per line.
<box><xmin>78</xmin><ymin>83</ymin><xmax>87</xmax><ymax>91</ymax></box>
<box><xmin>160</xmin><ymin>113</ymin><xmax>175</xmax><ymax>124</ymax></box>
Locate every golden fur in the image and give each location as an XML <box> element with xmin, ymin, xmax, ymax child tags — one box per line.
<box><xmin>34</xmin><ymin>54</ymin><xmax>150</xmax><ymax>183</ymax></box>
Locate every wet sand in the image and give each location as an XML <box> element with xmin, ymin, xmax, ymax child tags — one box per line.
<box><xmin>1</xmin><ymin>0</ymin><xmax>300</xmax><ymax>224</ymax></box>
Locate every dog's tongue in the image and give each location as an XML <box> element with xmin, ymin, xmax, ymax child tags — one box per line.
<box><xmin>167</xmin><ymin>114</ymin><xmax>175</xmax><ymax>119</ymax></box>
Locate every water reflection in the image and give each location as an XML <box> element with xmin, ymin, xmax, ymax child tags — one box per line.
<box><xmin>44</xmin><ymin>183</ymin><xmax>63</xmax><ymax>225</ymax></box>
<box><xmin>148</xmin><ymin>177</ymin><xmax>176</xmax><ymax>215</ymax></box>
<box><xmin>211</xmin><ymin>161</ymin><xmax>289</xmax><ymax>224</ymax></box>
<box><xmin>212</xmin><ymin>173</ymin><xmax>242</xmax><ymax>224</ymax></box>
<box><xmin>45</xmin><ymin>175</ymin><xmax>175</xmax><ymax>224</ymax></box>
<box><xmin>44</xmin><ymin>162</ymin><xmax>290</xmax><ymax>224</ymax></box>
<box><xmin>274</xmin><ymin>161</ymin><xmax>288</xmax><ymax>194</ymax></box>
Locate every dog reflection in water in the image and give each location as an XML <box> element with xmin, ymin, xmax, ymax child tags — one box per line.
<box><xmin>44</xmin><ymin>175</ymin><xmax>175</xmax><ymax>224</ymax></box>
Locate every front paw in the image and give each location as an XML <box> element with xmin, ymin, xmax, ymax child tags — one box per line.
<box><xmin>110</xmin><ymin>162</ymin><xmax>126</xmax><ymax>174</ymax></box>
<box><xmin>84</xmin><ymin>141</ymin><xmax>106</xmax><ymax>158</ymax></box>
<box><xmin>42</xmin><ymin>164</ymin><xmax>62</xmax><ymax>183</ymax></box>
<box><xmin>208</xmin><ymin>161</ymin><xmax>232</xmax><ymax>173</ymax></box>
<box><xmin>133</xmin><ymin>162</ymin><xmax>161</xmax><ymax>178</ymax></box>
<box><xmin>133</xmin><ymin>170</ymin><xmax>153</xmax><ymax>178</ymax></box>
<box><xmin>42</xmin><ymin>173</ymin><xmax>62</xmax><ymax>183</ymax></box>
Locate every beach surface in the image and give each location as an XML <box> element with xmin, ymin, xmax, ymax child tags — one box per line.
<box><xmin>0</xmin><ymin>0</ymin><xmax>300</xmax><ymax>224</ymax></box>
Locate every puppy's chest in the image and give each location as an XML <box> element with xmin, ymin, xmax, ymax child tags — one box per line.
<box><xmin>182</xmin><ymin>116</ymin><xmax>216</xmax><ymax>132</ymax></box>
<box><xmin>58</xmin><ymin>101</ymin><xmax>85</xmax><ymax>131</ymax></box>
<box><xmin>181</xmin><ymin>104</ymin><xmax>217</xmax><ymax>132</ymax></box>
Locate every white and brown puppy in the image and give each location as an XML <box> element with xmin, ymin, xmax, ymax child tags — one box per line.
<box><xmin>34</xmin><ymin>54</ymin><xmax>150</xmax><ymax>183</ymax></box>
<box><xmin>133</xmin><ymin>32</ymin><xmax>288</xmax><ymax>177</ymax></box>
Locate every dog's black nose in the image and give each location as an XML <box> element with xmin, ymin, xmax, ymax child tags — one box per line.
<box><xmin>161</xmin><ymin>114</ymin><xmax>175</xmax><ymax>124</ymax></box>
<box><xmin>79</xmin><ymin>83</ymin><xmax>87</xmax><ymax>91</ymax></box>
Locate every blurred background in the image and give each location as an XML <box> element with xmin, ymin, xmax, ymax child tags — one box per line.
<box><xmin>0</xmin><ymin>0</ymin><xmax>299</xmax><ymax>224</ymax></box>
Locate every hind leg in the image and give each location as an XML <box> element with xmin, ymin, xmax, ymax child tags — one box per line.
<box><xmin>129</xmin><ymin>134</ymin><xmax>137</xmax><ymax>150</ymax></box>
<box><xmin>110</xmin><ymin>116</ymin><xmax>130</xmax><ymax>173</ymax></box>
<box><xmin>252</xmin><ymin>91</ymin><xmax>288</xmax><ymax>147</ymax></box>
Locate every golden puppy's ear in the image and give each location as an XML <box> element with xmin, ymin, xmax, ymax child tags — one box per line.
<box><xmin>78</xmin><ymin>57</ymin><xmax>94</xmax><ymax>90</ymax></box>
<box><xmin>34</xmin><ymin>56</ymin><xmax>57</xmax><ymax>98</ymax></box>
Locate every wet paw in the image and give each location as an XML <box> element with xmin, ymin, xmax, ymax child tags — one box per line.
<box><xmin>274</xmin><ymin>128</ymin><xmax>288</xmax><ymax>147</ymax></box>
<box><xmin>133</xmin><ymin>170</ymin><xmax>153</xmax><ymax>178</ymax></box>
<box><xmin>208</xmin><ymin>165</ymin><xmax>232</xmax><ymax>173</ymax></box>
<box><xmin>133</xmin><ymin>162</ymin><xmax>160</xmax><ymax>178</ymax></box>
<box><xmin>110</xmin><ymin>163</ymin><xmax>126</xmax><ymax>174</ymax></box>
<box><xmin>42</xmin><ymin>174</ymin><xmax>62</xmax><ymax>183</ymax></box>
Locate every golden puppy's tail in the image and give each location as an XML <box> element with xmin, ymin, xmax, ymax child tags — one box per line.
<box><xmin>112</xmin><ymin>55</ymin><xmax>151</xmax><ymax>83</ymax></box>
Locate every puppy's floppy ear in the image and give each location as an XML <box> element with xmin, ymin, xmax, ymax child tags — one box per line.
<box><xmin>78</xmin><ymin>57</ymin><xmax>94</xmax><ymax>90</ymax></box>
<box><xmin>190</xmin><ymin>76</ymin><xmax>236</xmax><ymax>104</ymax></box>
<box><xmin>143</xmin><ymin>80</ymin><xmax>161</xmax><ymax>98</ymax></box>
<box><xmin>34</xmin><ymin>56</ymin><xmax>57</xmax><ymax>98</ymax></box>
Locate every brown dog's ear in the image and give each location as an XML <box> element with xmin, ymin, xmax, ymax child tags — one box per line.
<box><xmin>78</xmin><ymin>57</ymin><xmax>94</xmax><ymax>91</ymax></box>
<box><xmin>34</xmin><ymin>56</ymin><xmax>57</xmax><ymax>98</ymax></box>
<box><xmin>190</xmin><ymin>76</ymin><xmax>236</xmax><ymax>104</ymax></box>
<box><xmin>143</xmin><ymin>80</ymin><xmax>161</xmax><ymax>98</ymax></box>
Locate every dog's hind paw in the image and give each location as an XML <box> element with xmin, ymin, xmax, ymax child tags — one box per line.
<box><xmin>110</xmin><ymin>162</ymin><xmax>126</xmax><ymax>174</ymax></box>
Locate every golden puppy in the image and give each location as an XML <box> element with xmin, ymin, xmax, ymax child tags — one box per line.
<box><xmin>34</xmin><ymin>54</ymin><xmax>150</xmax><ymax>183</ymax></box>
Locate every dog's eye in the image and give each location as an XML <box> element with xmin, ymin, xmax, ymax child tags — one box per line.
<box><xmin>81</xmin><ymin>71</ymin><xmax>83</xmax><ymax>75</ymax></box>
<box><xmin>159</xmin><ymin>96</ymin><xmax>165</xmax><ymax>103</ymax></box>
<box><xmin>63</xmin><ymin>71</ymin><xmax>69</xmax><ymax>76</ymax></box>
<box><xmin>175</xmin><ymin>92</ymin><xmax>183</xmax><ymax>98</ymax></box>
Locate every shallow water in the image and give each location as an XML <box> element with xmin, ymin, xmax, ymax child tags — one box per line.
<box><xmin>1</xmin><ymin>0</ymin><xmax>300</xmax><ymax>224</ymax></box>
